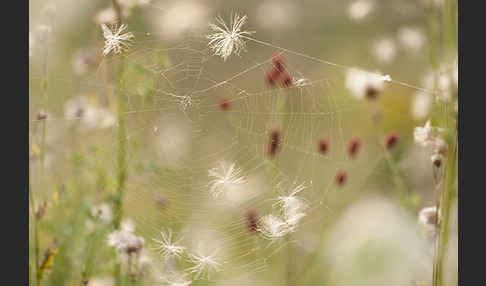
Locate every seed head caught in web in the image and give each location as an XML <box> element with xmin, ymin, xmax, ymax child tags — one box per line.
<box><xmin>208</xmin><ymin>162</ymin><xmax>246</xmax><ymax>199</ymax></box>
<box><xmin>187</xmin><ymin>251</ymin><xmax>222</xmax><ymax>280</ymax></box>
<box><xmin>101</xmin><ymin>24</ymin><xmax>134</xmax><ymax>56</ymax></box>
<box><xmin>257</xmin><ymin>214</ymin><xmax>291</xmax><ymax>241</ymax></box>
<box><xmin>152</xmin><ymin>228</ymin><xmax>186</xmax><ymax>259</ymax></box>
<box><xmin>275</xmin><ymin>183</ymin><xmax>308</xmax><ymax>230</ymax></box>
<box><xmin>207</xmin><ymin>13</ymin><xmax>255</xmax><ymax>61</ymax></box>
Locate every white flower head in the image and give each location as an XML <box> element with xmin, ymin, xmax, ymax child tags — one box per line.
<box><xmin>397</xmin><ymin>27</ymin><xmax>425</xmax><ymax>52</ymax></box>
<box><xmin>108</xmin><ymin>229</ymin><xmax>145</xmax><ymax>254</ymax></box>
<box><xmin>411</xmin><ymin>91</ymin><xmax>433</xmax><ymax>120</ymax></box>
<box><xmin>418</xmin><ymin>206</ymin><xmax>438</xmax><ymax>236</ymax></box>
<box><xmin>208</xmin><ymin>162</ymin><xmax>246</xmax><ymax>199</ymax></box>
<box><xmin>347</xmin><ymin>0</ymin><xmax>375</xmax><ymax>21</ymax></box>
<box><xmin>101</xmin><ymin>24</ymin><xmax>134</xmax><ymax>56</ymax></box>
<box><xmin>372</xmin><ymin>38</ymin><xmax>397</xmax><ymax>64</ymax></box>
<box><xmin>345</xmin><ymin>68</ymin><xmax>389</xmax><ymax>99</ymax></box>
<box><xmin>207</xmin><ymin>13</ymin><xmax>255</xmax><ymax>61</ymax></box>
<box><xmin>152</xmin><ymin>229</ymin><xmax>186</xmax><ymax>259</ymax></box>
<box><xmin>413</xmin><ymin>120</ymin><xmax>436</xmax><ymax>147</ymax></box>
<box><xmin>90</xmin><ymin>203</ymin><xmax>113</xmax><ymax>224</ymax></box>
<box><xmin>187</xmin><ymin>251</ymin><xmax>222</xmax><ymax>280</ymax></box>
<box><xmin>257</xmin><ymin>214</ymin><xmax>291</xmax><ymax>241</ymax></box>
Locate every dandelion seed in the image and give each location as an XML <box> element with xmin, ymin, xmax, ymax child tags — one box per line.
<box><xmin>257</xmin><ymin>214</ymin><xmax>290</xmax><ymax>240</ymax></box>
<box><xmin>208</xmin><ymin>162</ymin><xmax>246</xmax><ymax>199</ymax></box>
<box><xmin>293</xmin><ymin>77</ymin><xmax>311</xmax><ymax>87</ymax></box>
<box><xmin>207</xmin><ymin>13</ymin><xmax>255</xmax><ymax>61</ymax></box>
<box><xmin>72</xmin><ymin>46</ymin><xmax>99</xmax><ymax>76</ymax></box>
<box><xmin>101</xmin><ymin>24</ymin><xmax>134</xmax><ymax>56</ymax></box>
<box><xmin>275</xmin><ymin>183</ymin><xmax>308</xmax><ymax>230</ymax></box>
<box><xmin>187</xmin><ymin>252</ymin><xmax>222</xmax><ymax>280</ymax></box>
<box><xmin>431</xmin><ymin>153</ymin><xmax>443</xmax><ymax>167</ymax></box>
<box><xmin>152</xmin><ymin>229</ymin><xmax>186</xmax><ymax>259</ymax></box>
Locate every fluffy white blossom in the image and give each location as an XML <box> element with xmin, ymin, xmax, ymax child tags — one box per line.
<box><xmin>208</xmin><ymin>162</ymin><xmax>246</xmax><ymax>199</ymax></box>
<box><xmin>101</xmin><ymin>24</ymin><xmax>134</xmax><ymax>56</ymax></box>
<box><xmin>152</xmin><ymin>229</ymin><xmax>186</xmax><ymax>259</ymax></box>
<box><xmin>345</xmin><ymin>68</ymin><xmax>390</xmax><ymax>99</ymax></box>
<box><xmin>418</xmin><ymin>206</ymin><xmax>438</xmax><ymax>236</ymax></box>
<box><xmin>108</xmin><ymin>228</ymin><xmax>145</xmax><ymax>254</ymax></box>
<box><xmin>64</xmin><ymin>96</ymin><xmax>116</xmax><ymax>130</ymax></box>
<box><xmin>207</xmin><ymin>13</ymin><xmax>255</xmax><ymax>61</ymax></box>
<box><xmin>398</xmin><ymin>27</ymin><xmax>425</xmax><ymax>52</ymax></box>
<box><xmin>413</xmin><ymin>120</ymin><xmax>435</xmax><ymax>147</ymax></box>
<box><xmin>411</xmin><ymin>91</ymin><xmax>433</xmax><ymax>120</ymax></box>
<box><xmin>90</xmin><ymin>203</ymin><xmax>113</xmax><ymax>224</ymax></box>
<box><xmin>347</xmin><ymin>0</ymin><xmax>375</xmax><ymax>21</ymax></box>
<box><xmin>372</xmin><ymin>38</ymin><xmax>397</xmax><ymax>64</ymax></box>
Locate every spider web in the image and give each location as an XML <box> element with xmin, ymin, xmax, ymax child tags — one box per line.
<box><xmin>28</xmin><ymin>10</ymin><xmax>438</xmax><ymax>284</ymax></box>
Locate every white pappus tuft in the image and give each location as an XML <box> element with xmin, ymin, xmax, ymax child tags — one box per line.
<box><xmin>208</xmin><ymin>162</ymin><xmax>246</xmax><ymax>199</ymax></box>
<box><xmin>152</xmin><ymin>229</ymin><xmax>186</xmax><ymax>259</ymax></box>
<box><xmin>207</xmin><ymin>13</ymin><xmax>255</xmax><ymax>61</ymax></box>
<box><xmin>257</xmin><ymin>214</ymin><xmax>291</xmax><ymax>241</ymax></box>
<box><xmin>101</xmin><ymin>24</ymin><xmax>134</xmax><ymax>56</ymax></box>
<box><xmin>187</xmin><ymin>251</ymin><xmax>222</xmax><ymax>280</ymax></box>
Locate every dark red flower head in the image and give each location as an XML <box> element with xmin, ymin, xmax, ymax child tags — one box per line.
<box><xmin>348</xmin><ymin>138</ymin><xmax>361</xmax><ymax>158</ymax></box>
<box><xmin>245</xmin><ymin>209</ymin><xmax>259</xmax><ymax>233</ymax></box>
<box><xmin>384</xmin><ymin>132</ymin><xmax>399</xmax><ymax>150</ymax></box>
<box><xmin>219</xmin><ymin>97</ymin><xmax>231</xmax><ymax>111</ymax></box>
<box><xmin>317</xmin><ymin>139</ymin><xmax>329</xmax><ymax>155</ymax></box>
<box><xmin>335</xmin><ymin>170</ymin><xmax>347</xmax><ymax>186</ymax></box>
<box><xmin>267</xmin><ymin>128</ymin><xmax>281</xmax><ymax>157</ymax></box>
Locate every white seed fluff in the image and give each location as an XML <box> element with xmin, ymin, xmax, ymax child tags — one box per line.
<box><xmin>152</xmin><ymin>229</ymin><xmax>186</xmax><ymax>259</ymax></box>
<box><xmin>208</xmin><ymin>162</ymin><xmax>246</xmax><ymax>199</ymax></box>
<box><xmin>101</xmin><ymin>24</ymin><xmax>134</xmax><ymax>56</ymax></box>
<box><xmin>207</xmin><ymin>13</ymin><xmax>255</xmax><ymax>61</ymax></box>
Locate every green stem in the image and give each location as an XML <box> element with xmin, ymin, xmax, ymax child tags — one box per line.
<box><xmin>436</xmin><ymin>136</ymin><xmax>457</xmax><ymax>286</ymax></box>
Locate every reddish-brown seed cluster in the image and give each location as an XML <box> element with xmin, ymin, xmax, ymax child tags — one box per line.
<box><xmin>265</xmin><ymin>54</ymin><xmax>294</xmax><ymax>88</ymax></box>
<box><xmin>384</xmin><ymin>132</ymin><xmax>399</xmax><ymax>150</ymax></box>
<box><xmin>245</xmin><ymin>209</ymin><xmax>259</xmax><ymax>233</ymax></box>
<box><xmin>317</xmin><ymin>139</ymin><xmax>329</xmax><ymax>155</ymax></box>
<box><xmin>365</xmin><ymin>85</ymin><xmax>379</xmax><ymax>100</ymax></box>
<box><xmin>335</xmin><ymin>170</ymin><xmax>347</xmax><ymax>186</ymax></box>
<box><xmin>219</xmin><ymin>97</ymin><xmax>231</xmax><ymax>111</ymax></box>
<box><xmin>348</xmin><ymin>138</ymin><xmax>361</xmax><ymax>159</ymax></box>
<box><xmin>267</xmin><ymin>128</ymin><xmax>281</xmax><ymax>157</ymax></box>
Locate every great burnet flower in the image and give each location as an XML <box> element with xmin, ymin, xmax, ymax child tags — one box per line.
<box><xmin>207</xmin><ymin>13</ymin><xmax>254</xmax><ymax>61</ymax></box>
<box><xmin>101</xmin><ymin>24</ymin><xmax>134</xmax><ymax>56</ymax></box>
